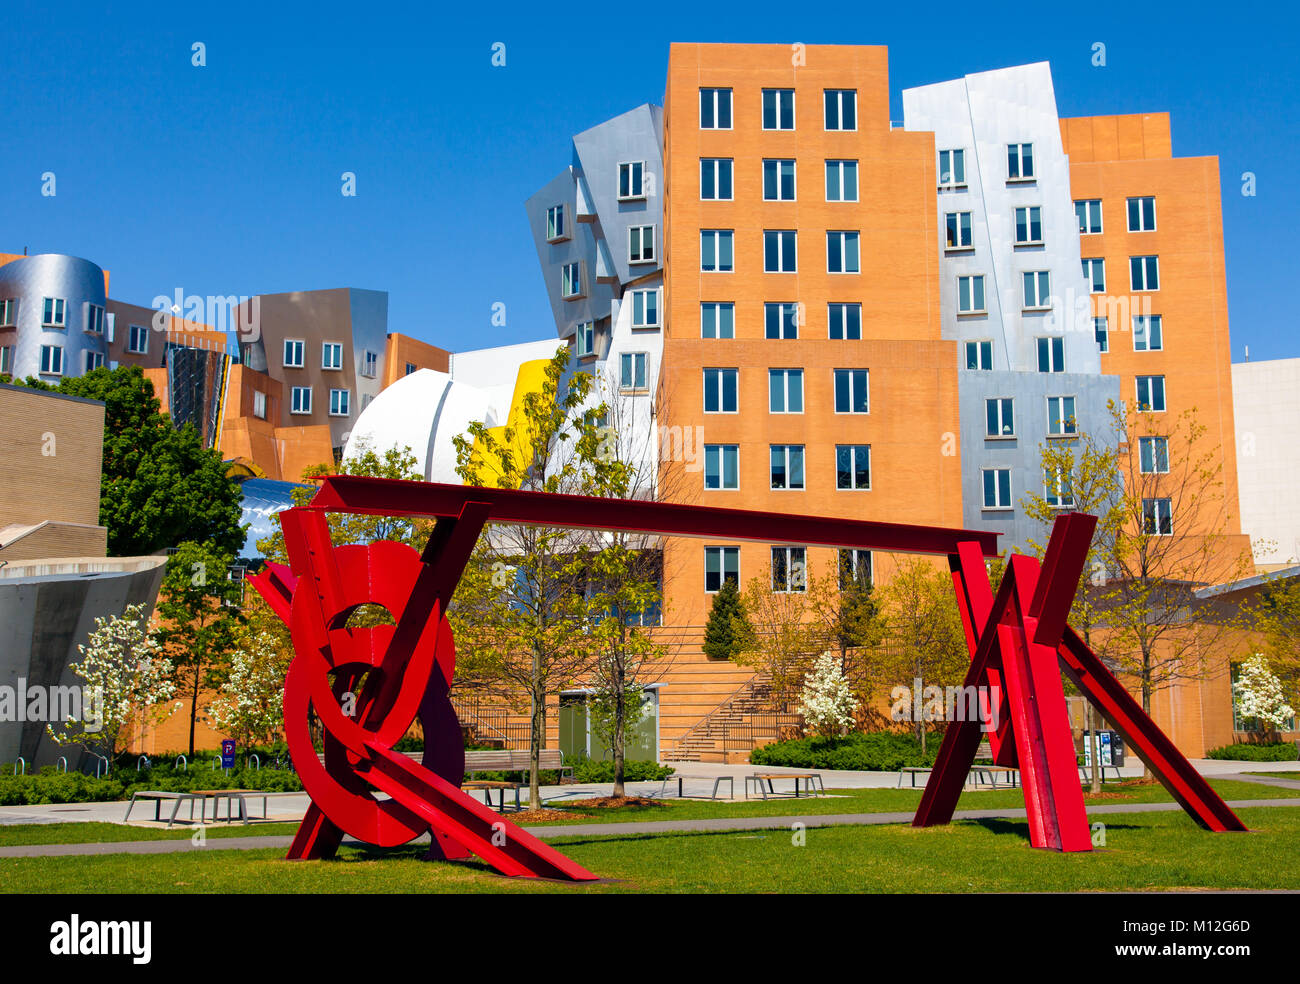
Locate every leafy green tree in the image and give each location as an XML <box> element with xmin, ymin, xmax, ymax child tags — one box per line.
<box><xmin>449</xmin><ymin>348</ymin><xmax>607</xmax><ymax>809</ymax></box>
<box><xmin>155</xmin><ymin>541</ymin><xmax>245</xmax><ymax>756</ymax></box>
<box><xmin>10</xmin><ymin>366</ymin><xmax>244</xmax><ymax>556</ymax></box>
<box><xmin>702</xmin><ymin>579</ymin><xmax>751</xmax><ymax>662</ymax></box>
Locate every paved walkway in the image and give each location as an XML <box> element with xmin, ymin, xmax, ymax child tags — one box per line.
<box><xmin>2</xmin><ymin>796</ymin><xmax>1297</xmax><ymax>858</ymax></box>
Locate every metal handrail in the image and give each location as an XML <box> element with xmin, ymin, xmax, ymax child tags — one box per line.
<box><xmin>174</xmin><ymin>754</ymin><xmax>187</xmax><ymax>772</ymax></box>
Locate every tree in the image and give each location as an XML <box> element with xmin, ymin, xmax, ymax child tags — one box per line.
<box><xmin>1231</xmin><ymin>655</ymin><xmax>1296</xmax><ymax>743</ymax></box>
<box><xmin>449</xmin><ymin>348</ymin><xmax>607</xmax><ymax>809</ymax></box>
<box><xmin>15</xmin><ymin>367</ymin><xmax>245</xmax><ymax>557</ymax></box>
<box><xmin>702</xmin><ymin>579</ymin><xmax>750</xmax><ymax>662</ymax></box>
<box><xmin>154</xmin><ymin>541</ymin><xmax>245</xmax><ymax>756</ymax></box>
<box><xmin>1021</xmin><ymin>411</ymin><xmax>1125</xmax><ymax>791</ymax></box>
<box><xmin>876</xmin><ymin>557</ymin><xmax>969</xmax><ymax>753</ymax></box>
<box><xmin>47</xmin><ymin>603</ymin><xmax>178</xmax><ymax>760</ymax></box>
<box><xmin>798</xmin><ymin>651</ymin><xmax>859</xmax><ymax>739</ymax></box>
<box><xmin>1250</xmin><ymin>575</ymin><xmax>1300</xmax><ymax>710</ymax></box>
<box><xmin>736</xmin><ymin>571</ymin><xmax>820</xmax><ymax>697</ymax></box>
<box><xmin>209</xmin><ymin>628</ymin><xmax>293</xmax><ymax>748</ymax></box>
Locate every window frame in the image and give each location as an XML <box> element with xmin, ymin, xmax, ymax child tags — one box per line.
<box><xmin>832</xmin><ymin>368</ymin><xmax>869</xmax><ymax>414</ymax></box>
<box><xmin>575</xmin><ymin>321</ymin><xmax>596</xmax><ymax>357</ymax></box>
<box><xmin>764</xmin><ymin>302</ymin><xmax>799</xmax><ymax>340</ymax></box>
<box><xmin>703</xmin><ymin>367</ymin><xmax>739</xmax><ymax>414</ymax></box>
<box><xmin>981</xmin><ymin>468</ymin><xmax>1013</xmax><ymax>511</ymax></box>
<box><xmin>1081</xmin><ymin>257</ymin><xmax>1106</xmax><ymax>294</ymax></box>
<box><xmin>825</xmin><ymin>159</ymin><xmax>859</xmax><ymax>202</ymax></box>
<box><xmin>769</xmin><ymin>444</ymin><xmax>806</xmax><ymax>491</ymax></box>
<box><xmin>823</xmin><ymin>89</ymin><xmax>858</xmax><ymax>131</ymax></box>
<box><xmin>938</xmin><ymin>148</ymin><xmax>966</xmax><ymax>188</ymax></box>
<box><xmin>561</xmin><ymin>262</ymin><xmax>584</xmax><ymax>299</ymax></box>
<box><xmin>1046</xmin><ymin>394</ymin><xmax>1078</xmax><ymax>437</ymax></box>
<box><xmin>1013</xmin><ymin>205</ymin><xmax>1044</xmax><ymax>246</ymax></box>
<box><xmin>762</xmin><ymin>158</ymin><xmax>797</xmax><ymax>202</ymax></box>
<box><xmin>835</xmin><ymin>444</ymin><xmax>871</xmax><ymax>491</ymax></box>
<box><xmin>619</xmin><ymin>351</ymin><xmax>649</xmax><ymax>392</ymax></box>
<box><xmin>329</xmin><ymin>388</ymin><xmax>351</xmax><ymax>417</ymax></box>
<box><xmin>1007</xmin><ymin>142</ymin><xmax>1035</xmax><ymax>181</ymax></box>
<box><xmin>700</xmin><ymin>158</ymin><xmax>734</xmax><ymax>201</ymax></box>
<box><xmin>42</xmin><ymin>297</ymin><xmax>67</xmax><ymax>328</ymax></box>
<box><xmin>701</xmin><ymin>302</ymin><xmax>735</xmax><ymax>340</ymax></box>
<box><xmin>1036</xmin><ymin>335</ymin><xmax>1065</xmax><ymax>373</ymax></box>
<box><xmin>945</xmin><ymin>211</ymin><xmax>974</xmax><ymax>251</ymax></box>
<box><xmin>826</xmin><ymin>230</ymin><xmax>861</xmax><ymax>274</ymax></box>
<box><xmin>1136</xmin><ymin>374</ymin><xmax>1167</xmax><ymax>412</ymax></box>
<box><xmin>290</xmin><ymin>385</ymin><xmax>312</xmax><ymax>415</ymax></box>
<box><xmin>618</xmin><ymin>160</ymin><xmax>646</xmax><ymax>201</ymax></box>
<box><xmin>39</xmin><ymin>344</ymin><xmax>64</xmax><ymax>376</ymax></box>
<box><xmin>828</xmin><ymin>302</ymin><xmax>862</xmax><ymax>340</ymax></box>
<box><xmin>321</xmin><ymin>341</ymin><xmax>344</xmax><ymax>371</ymax></box>
<box><xmin>1133</xmin><ymin>314</ymin><xmax>1164</xmax><ymax>352</ymax></box>
<box><xmin>1130</xmin><ymin>255</ymin><xmax>1160</xmax><ymax>292</ymax></box>
<box><xmin>1023</xmin><ymin>270</ymin><xmax>1052</xmax><ymax>311</ymax></box>
<box><xmin>127</xmin><ymin>324</ymin><xmax>150</xmax><ymax>356</ymax></box>
<box><xmin>704</xmin><ymin>545</ymin><xmax>740</xmax><ymax>594</ymax></box>
<box><xmin>704</xmin><ymin>444</ymin><xmax>740</xmax><ymax>491</ymax></box>
<box><xmin>763</xmin><ymin>230</ymin><xmax>798</xmax><ymax>273</ymax></box>
<box><xmin>768</xmin><ymin>368</ymin><xmax>804</xmax><ymax>414</ymax></box>
<box><xmin>985</xmin><ymin>396</ymin><xmax>1015</xmax><ymax>439</ymax></box>
<box><xmin>771</xmin><ymin>545</ymin><xmax>808</xmax><ymax>593</ymax></box>
<box><xmin>965</xmin><ymin>339</ymin><xmax>994</xmax><ymax>371</ymax></box>
<box><xmin>1142</xmin><ymin>497</ymin><xmax>1173</xmax><ymax>536</ymax></box>
<box><xmin>957</xmin><ymin>274</ymin><xmax>986</xmax><ymax>315</ymax></box>
<box><xmin>628</xmin><ymin>224</ymin><xmax>656</xmax><ymax>264</ymax></box>
<box><xmin>630</xmin><ymin>288</ymin><xmax>660</xmax><ymax>329</ymax></box>
<box><xmin>545</xmin><ymin>204</ymin><xmax>567</xmax><ymax>242</ymax></box>
<box><xmin>700</xmin><ymin>229</ymin><xmax>735</xmax><ymax>273</ymax></box>
<box><xmin>761</xmin><ymin>88</ymin><xmax>795</xmax><ymax>130</ymax></box>
<box><xmin>1075</xmin><ymin>199</ymin><xmax>1103</xmax><ymax>234</ymax></box>
<box><xmin>283</xmin><ymin>338</ymin><xmax>305</xmax><ymax>368</ymax></box>
<box><xmin>1127</xmin><ymin>196</ymin><xmax>1157</xmax><ymax>232</ymax></box>
<box><xmin>699</xmin><ymin>87</ymin><xmax>733</xmax><ymax>130</ymax></box>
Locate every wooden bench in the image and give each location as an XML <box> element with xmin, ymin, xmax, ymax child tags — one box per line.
<box><xmin>896</xmin><ymin>741</ymin><xmax>1020</xmax><ymax>788</ymax></box>
<box><xmin>463</xmin><ymin>749</ymin><xmax>574</xmax><ymax>783</ymax></box>
<box><xmin>191</xmin><ymin>789</ymin><xmax>271</xmax><ymax>825</ymax></box>
<box><xmin>745</xmin><ymin>773</ymin><xmax>825</xmax><ymax>799</ymax></box>
<box><xmin>461</xmin><ymin>779</ymin><xmax>522</xmax><ymax>813</ymax></box>
<box><xmin>123</xmin><ymin>791</ymin><xmax>204</xmax><ymax>827</ymax></box>
<box><xmin>657</xmin><ymin>774</ymin><xmax>735</xmax><ymax>801</ymax></box>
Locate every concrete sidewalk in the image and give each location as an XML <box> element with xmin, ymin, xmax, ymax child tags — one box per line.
<box><xmin>2</xmin><ymin>796</ymin><xmax>1298</xmax><ymax>859</ymax></box>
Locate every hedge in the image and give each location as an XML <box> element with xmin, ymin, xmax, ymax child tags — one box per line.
<box><xmin>1205</xmin><ymin>741</ymin><xmax>1298</xmax><ymax>762</ymax></box>
<box><xmin>750</xmin><ymin>732</ymin><xmax>940</xmax><ymax>771</ymax></box>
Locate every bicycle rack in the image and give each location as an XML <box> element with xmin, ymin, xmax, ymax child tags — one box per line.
<box><xmin>136</xmin><ymin>755</ymin><xmax>151</xmax><ymax>772</ymax></box>
<box><xmin>12</xmin><ymin>757</ymin><xmax>25</xmax><ymax>776</ymax></box>
<box><xmin>247</xmin><ymin>753</ymin><xmax>260</xmax><ymax>771</ymax></box>
<box><xmin>56</xmin><ymin>757</ymin><xmax>68</xmax><ymax>773</ymax></box>
<box><xmin>174</xmin><ymin>754</ymin><xmax>187</xmax><ymax>772</ymax></box>
<box><xmin>211</xmin><ymin>756</ymin><xmax>221</xmax><ymax>770</ymax></box>
<box><xmin>89</xmin><ymin>753</ymin><xmax>109</xmax><ymax>778</ymax></box>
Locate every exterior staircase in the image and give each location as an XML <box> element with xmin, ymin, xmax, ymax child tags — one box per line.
<box><xmin>662</xmin><ymin>673</ymin><xmax>803</xmax><ymax>762</ymax></box>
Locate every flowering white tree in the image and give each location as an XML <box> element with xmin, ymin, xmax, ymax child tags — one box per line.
<box><xmin>1233</xmin><ymin>654</ymin><xmax>1296</xmax><ymax>741</ymax></box>
<box><xmin>47</xmin><ymin>603</ymin><xmax>177</xmax><ymax>758</ymax></box>
<box><xmin>798</xmin><ymin>651</ymin><xmax>859</xmax><ymax>739</ymax></box>
<box><xmin>209</xmin><ymin>630</ymin><xmax>291</xmax><ymax>748</ymax></box>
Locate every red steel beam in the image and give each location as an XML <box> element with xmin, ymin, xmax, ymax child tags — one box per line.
<box><xmin>308</xmin><ymin>478</ymin><xmax>1001</xmax><ymax>558</ymax></box>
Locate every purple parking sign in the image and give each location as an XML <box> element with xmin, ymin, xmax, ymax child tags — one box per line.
<box><xmin>221</xmin><ymin>740</ymin><xmax>236</xmax><ymax>769</ymax></box>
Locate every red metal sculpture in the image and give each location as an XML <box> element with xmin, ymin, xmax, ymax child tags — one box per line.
<box><xmin>249</xmin><ymin>478</ymin><xmax>1243</xmax><ymax>881</ymax></box>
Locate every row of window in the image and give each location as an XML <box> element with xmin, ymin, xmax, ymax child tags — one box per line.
<box><xmin>704</xmin><ymin>545</ymin><xmax>874</xmax><ymax>595</ymax></box>
<box><xmin>0</xmin><ymin>297</ymin><xmax>106</xmax><ymax>334</ymax></box>
<box><xmin>981</xmin><ymin>463</ymin><xmax>1173</xmax><ymax>533</ymax></box>
<box><xmin>288</xmin><ymin>385</ymin><xmax>352</xmax><ymax>417</ymax></box>
<box><xmin>703</xmin><ymin>443</ymin><xmax>871</xmax><ymax>492</ymax></box>
<box><xmin>281</xmin><ymin>342</ymin><xmax>378</xmax><ymax>377</ymax></box>
<box><xmin>699</xmin><ymin>367</ymin><xmax>868</xmax><ymax>414</ymax></box>
<box><xmin>18</xmin><ymin>344</ymin><xmax>108</xmax><ymax>376</ymax></box>
<box><xmin>1075</xmin><ymin>196</ymin><xmax>1158</xmax><ymax>235</ymax></box>
<box><xmin>697</xmin><ymin>87</ymin><xmax>859</xmax><ymax>132</ymax></box>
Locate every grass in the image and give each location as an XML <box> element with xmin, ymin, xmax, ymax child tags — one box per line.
<box><xmin>2</xmin><ymin>806</ymin><xmax>1298</xmax><ymax>893</ymax></box>
<box><xmin>1247</xmin><ymin>771</ymin><xmax>1300</xmax><ymax>781</ymax></box>
<box><xmin>0</xmin><ymin>822</ymin><xmax>302</xmax><ymax>847</ymax></box>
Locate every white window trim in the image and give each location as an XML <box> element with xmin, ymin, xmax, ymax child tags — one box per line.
<box><xmin>1136</xmin><ymin>376</ymin><xmax>1167</xmax><ymax>413</ymax></box>
<box><xmin>826</xmin><ymin>159</ymin><xmax>859</xmax><ymax>202</ymax></box>
<box><xmin>575</xmin><ymin>322</ymin><xmax>595</xmax><ymax>358</ymax></box>
<box><xmin>985</xmin><ymin>396</ymin><xmax>1016</xmax><ymax>440</ymax></box>
<box><xmin>1007</xmin><ymin>143</ymin><xmax>1036</xmax><ymax>182</ymax></box>
<box><xmin>1046</xmin><ymin>395</ymin><xmax>1078</xmax><ymax>438</ymax></box>
<box><xmin>700</xmin><ymin>229</ymin><xmax>734</xmax><ymax>273</ymax></box>
<box><xmin>1023</xmin><ymin>272</ymin><xmax>1052</xmax><ymax>311</ymax></box>
<box><xmin>1130</xmin><ymin>255</ymin><xmax>1160</xmax><ymax>292</ymax></box>
<box><xmin>1013</xmin><ymin>205</ymin><xmax>1045</xmax><ymax>247</ymax></box>
<box><xmin>957</xmin><ymin>275</ymin><xmax>987</xmax><ymax>315</ymax></box>
<box><xmin>0</xmin><ymin>298</ymin><xmax>16</xmax><ymax>328</ymax></box>
<box><xmin>40</xmin><ymin>344</ymin><xmax>64</xmax><ymax>376</ymax></box>
<box><xmin>944</xmin><ymin>212</ymin><xmax>974</xmax><ymax>252</ymax></box>
<box><xmin>826</xmin><ymin>231</ymin><xmax>861</xmax><ymax>274</ymax></box>
<box><xmin>966</xmin><ymin>340</ymin><xmax>995</xmax><ymax>371</ymax></box>
<box><xmin>283</xmin><ymin>338</ymin><xmax>306</xmax><ymax>368</ymax></box>
<box><xmin>618</xmin><ymin>160</ymin><xmax>646</xmax><ymax>202</ymax></box>
<box><xmin>768</xmin><ymin>369</ymin><xmax>804</xmax><ymax>414</ymax></box>
<box><xmin>619</xmin><ymin>352</ymin><xmax>650</xmax><ymax>392</ymax></box>
<box><xmin>762</xmin><ymin>159</ymin><xmax>797</xmax><ymax>202</ymax></box>
<box><xmin>699</xmin><ymin>87</ymin><xmax>733</xmax><ymax>130</ymax></box>
<box><xmin>1082</xmin><ymin>258</ymin><xmax>1106</xmax><ymax>295</ymax></box>
<box><xmin>561</xmin><ymin>262</ymin><xmax>583</xmax><ymax>300</ymax></box>
<box><xmin>771</xmin><ymin>546</ymin><xmax>808</xmax><ymax>593</ymax></box>
<box><xmin>1076</xmin><ymin>199</ymin><xmax>1104</xmax><ymax>235</ymax></box>
<box><xmin>1127</xmin><ymin>196</ymin><xmax>1158</xmax><ymax>233</ymax></box>
<box><xmin>769</xmin><ymin>444</ymin><xmax>806</xmax><ymax>491</ymax></box>
<box><xmin>42</xmin><ymin>297</ymin><xmax>67</xmax><ymax>329</ymax></box>
<box><xmin>1133</xmin><ymin>315</ymin><xmax>1164</xmax><ymax>352</ymax></box>
<box><xmin>823</xmin><ymin>89</ymin><xmax>858</xmax><ymax>132</ymax></box>
<box><xmin>322</xmin><ymin>341</ymin><xmax>344</xmax><ymax>371</ymax></box>
<box><xmin>329</xmin><ymin>388</ymin><xmax>351</xmax><ymax>417</ymax></box>
<box><xmin>764</xmin><ymin>230</ymin><xmax>798</xmax><ymax>273</ymax></box>
<box><xmin>630</xmin><ymin>288</ymin><xmax>660</xmax><ymax>329</ymax></box>
<box><xmin>700</xmin><ymin>158</ymin><xmax>734</xmax><ymax>202</ymax></box>
<box><xmin>828</xmin><ymin>303</ymin><xmax>862</xmax><ymax>340</ymax></box>
<box><xmin>832</xmin><ymin>368</ymin><xmax>869</xmax><ymax>415</ymax></box>
<box><xmin>704</xmin><ymin>444</ymin><xmax>740</xmax><ymax>491</ymax></box>
<box><xmin>127</xmin><ymin>324</ymin><xmax>150</xmax><ymax>355</ymax></box>
<box><xmin>703</xmin><ymin>546</ymin><xmax>740</xmax><ymax>594</ymax></box>
<box><xmin>981</xmin><ymin>468</ymin><xmax>1014</xmax><ymax>511</ymax></box>
<box><xmin>938</xmin><ymin>149</ymin><xmax>967</xmax><ymax>189</ymax></box>
<box><xmin>703</xmin><ymin>368</ymin><xmax>739</xmax><ymax>414</ymax></box>
<box><xmin>628</xmin><ymin>225</ymin><xmax>656</xmax><ymax>264</ymax></box>
<box><xmin>761</xmin><ymin>88</ymin><xmax>795</xmax><ymax>131</ymax></box>
<box><xmin>545</xmin><ymin>204</ymin><xmax>568</xmax><ymax>243</ymax></box>
<box><xmin>835</xmin><ymin>444</ymin><xmax>872</xmax><ymax>491</ymax></box>
<box><xmin>290</xmin><ymin>385</ymin><xmax>312</xmax><ymax>415</ymax></box>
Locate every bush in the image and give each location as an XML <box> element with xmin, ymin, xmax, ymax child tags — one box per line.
<box><xmin>1206</xmin><ymin>741</ymin><xmax>1298</xmax><ymax>762</ymax></box>
<box><xmin>0</xmin><ymin>763</ymin><xmax>303</xmax><ymax>805</ymax></box>
<box><xmin>750</xmin><ymin>731</ymin><xmax>940</xmax><ymax>771</ymax></box>
<box><xmin>465</xmin><ymin>758</ymin><xmax>674</xmax><ymax>784</ymax></box>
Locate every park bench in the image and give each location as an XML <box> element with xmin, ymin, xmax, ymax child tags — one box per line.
<box><xmin>462</xmin><ymin>748</ymin><xmax>574</xmax><ymax>783</ymax></box>
<box><xmin>191</xmin><ymin>789</ymin><xmax>271</xmax><ymax>825</ymax></box>
<box><xmin>123</xmin><ymin>791</ymin><xmax>204</xmax><ymax>828</ymax></box>
<box><xmin>897</xmin><ymin>741</ymin><xmax>1021</xmax><ymax>788</ymax></box>
<box><xmin>657</xmin><ymin>774</ymin><xmax>735</xmax><ymax>801</ymax></box>
<box><xmin>744</xmin><ymin>772</ymin><xmax>825</xmax><ymax>799</ymax></box>
<box><xmin>461</xmin><ymin>779</ymin><xmax>522</xmax><ymax>813</ymax></box>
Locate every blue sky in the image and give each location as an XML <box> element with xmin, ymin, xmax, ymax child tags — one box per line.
<box><xmin>2</xmin><ymin>2</ymin><xmax>1296</xmax><ymax>359</ymax></box>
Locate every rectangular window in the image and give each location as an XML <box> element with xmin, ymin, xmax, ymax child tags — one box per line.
<box><xmin>700</xmin><ymin>158</ymin><xmax>733</xmax><ymax>200</ymax></box>
<box><xmin>361</xmin><ymin>350</ymin><xmax>378</xmax><ymax>377</ymax></box>
<box><xmin>1037</xmin><ymin>336</ymin><xmax>1065</xmax><ymax>373</ymax></box>
<box><xmin>85</xmin><ymin>303</ymin><xmax>104</xmax><ymax>335</ymax></box>
<box><xmin>772</xmin><ymin>546</ymin><xmax>807</xmax><ymax>593</ymax></box>
<box><xmin>701</xmin><ymin>303</ymin><xmax>734</xmax><ymax>339</ymax></box>
<box><xmin>703</xmin><ymin>368</ymin><xmax>738</xmax><ymax>413</ymax></box>
<box><xmin>631</xmin><ymin>289</ymin><xmax>659</xmax><ymax>328</ymax></box>
<box><xmin>83</xmin><ymin>350</ymin><xmax>105</xmax><ymax>372</ymax></box>
<box><xmin>629</xmin><ymin>225</ymin><xmax>655</xmax><ymax>263</ymax></box>
<box><xmin>1094</xmin><ymin>317</ymin><xmax>1109</xmax><ymax>352</ymax></box>
<box><xmin>576</xmin><ymin>321</ymin><xmax>595</xmax><ymax>357</ymax></box>
<box><xmin>1047</xmin><ymin>395</ymin><xmax>1077</xmax><ymax>436</ymax></box>
<box><xmin>699</xmin><ymin>87</ymin><xmax>733</xmax><ymax>129</ymax></box>
<box><xmin>836</xmin><ymin>444</ymin><xmax>871</xmax><ymax>490</ymax></box>
<box><xmin>283</xmin><ymin>339</ymin><xmax>305</xmax><ymax>367</ymax></box>
<box><xmin>982</xmin><ymin>468</ymin><xmax>1012</xmax><ymax>510</ymax></box>
<box><xmin>128</xmin><ymin>324</ymin><xmax>150</xmax><ymax>355</ymax></box>
<box><xmin>826</xmin><ymin>231</ymin><xmax>860</xmax><ymax>273</ymax></box>
<box><xmin>1140</xmin><ymin>436</ymin><xmax>1170</xmax><ymax>474</ymax></box>
<box><xmin>1127</xmin><ymin>196</ymin><xmax>1156</xmax><ymax>232</ymax></box>
<box><xmin>0</xmin><ymin>345</ymin><xmax>11</xmax><ymax>374</ymax></box>
<box><xmin>839</xmin><ymin>549</ymin><xmax>873</xmax><ymax>589</ymax></box>
<box><xmin>1133</xmin><ymin>314</ymin><xmax>1164</xmax><ymax>351</ymax></box>
<box><xmin>1130</xmin><ymin>255</ymin><xmax>1160</xmax><ymax>291</ymax></box>
<box><xmin>39</xmin><ymin>344</ymin><xmax>63</xmax><ymax>375</ymax></box>
<box><xmin>764</xmin><ymin>302</ymin><xmax>799</xmax><ymax>340</ymax></box>
<box><xmin>322</xmin><ymin>342</ymin><xmax>343</xmax><ymax>370</ymax></box>
<box><xmin>1007</xmin><ymin>143</ymin><xmax>1035</xmax><ymax>180</ymax></box>
<box><xmin>945</xmin><ymin>211</ymin><xmax>973</xmax><ymax>250</ymax></box>
<box><xmin>1081</xmin><ymin>258</ymin><xmax>1106</xmax><ymax>293</ymax></box>
<box><xmin>562</xmin><ymin>262</ymin><xmax>583</xmax><ymax>299</ymax></box>
<box><xmin>768</xmin><ymin>369</ymin><xmax>804</xmax><ymax>413</ymax></box>
<box><xmin>824</xmin><ymin>89</ymin><xmax>857</xmax><ymax>130</ymax></box>
<box><xmin>1075</xmin><ymin>199</ymin><xmax>1103</xmax><ymax>234</ymax></box>
<box><xmin>704</xmin><ymin>444</ymin><xmax>739</xmax><ymax>490</ymax></box>
<box><xmin>405</xmin><ymin>362</ymin><xmax>417</xmax><ymax>376</ymax></box>
<box><xmin>966</xmin><ymin>340</ymin><xmax>993</xmax><ymax>370</ymax></box>
<box><xmin>1045</xmin><ymin>467</ymin><xmax>1075</xmax><ymax>508</ymax></box>
<box><xmin>704</xmin><ymin>546</ymin><xmax>739</xmax><ymax>593</ymax></box>
<box><xmin>1023</xmin><ymin>271</ymin><xmax>1051</xmax><ymax>309</ymax></box>
<box><xmin>986</xmin><ymin>397</ymin><xmax>1014</xmax><ymax>438</ymax></box>
<box><xmin>764</xmin><ymin>230</ymin><xmax>797</xmax><ymax>273</ymax></box>
<box><xmin>619</xmin><ymin>352</ymin><xmax>648</xmax><ymax>391</ymax></box>
<box><xmin>291</xmin><ymin>386</ymin><xmax>312</xmax><ymax>414</ymax></box>
<box><xmin>828</xmin><ymin>303</ymin><xmax>862</xmax><ymax>340</ymax></box>
<box><xmin>833</xmin><ymin>368</ymin><xmax>869</xmax><ymax>414</ymax></box>
<box><xmin>329</xmin><ymin>388</ymin><xmax>350</xmax><ymax>417</ymax></box>
<box><xmin>825</xmin><ymin>160</ymin><xmax>858</xmax><ymax>202</ymax></box>
<box><xmin>546</xmin><ymin>204</ymin><xmax>567</xmax><ymax>241</ymax></box>
<box><xmin>762</xmin><ymin>159</ymin><xmax>796</xmax><ymax>201</ymax></box>
<box><xmin>253</xmin><ymin>390</ymin><xmax>267</xmax><ymax>420</ymax></box>
<box><xmin>1136</xmin><ymin>375</ymin><xmax>1166</xmax><ymax>412</ymax></box>
<box><xmin>762</xmin><ymin>88</ymin><xmax>795</xmax><ymax>130</ymax></box>
<box><xmin>618</xmin><ymin>161</ymin><xmax>645</xmax><ymax>200</ymax></box>
<box><xmin>1143</xmin><ymin>497</ymin><xmax>1173</xmax><ymax>536</ymax></box>
<box><xmin>1013</xmin><ymin>206</ymin><xmax>1043</xmax><ymax>245</ymax></box>
<box><xmin>958</xmin><ymin>275</ymin><xmax>986</xmax><ymax>314</ymax></box>
<box><xmin>770</xmin><ymin>445</ymin><xmax>806</xmax><ymax>490</ymax></box>
<box><xmin>0</xmin><ymin>298</ymin><xmax>15</xmax><ymax>327</ymax></box>
<box><xmin>939</xmin><ymin>149</ymin><xmax>966</xmax><ymax>187</ymax></box>
<box><xmin>42</xmin><ymin>297</ymin><xmax>67</xmax><ymax>328</ymax></box>
<box><xmin>701</xmin><ymin>230</ymin><xmax>734</xmax><ymax>272</ymax></box>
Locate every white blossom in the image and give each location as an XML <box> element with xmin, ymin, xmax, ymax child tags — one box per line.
<box><xmin>1233</xmin><ymin>654</ymin><xmax>1296</xmax><ymax>734</ymax></box>
<box><xmin>208</xmin><ymin>631</ymin><xmax>290</xmax><ymax>746</ymax></box>
<box><xmin>798</xmin><ymin>651</ymin><xmax>859</xmax><ymax>738</ymax></box>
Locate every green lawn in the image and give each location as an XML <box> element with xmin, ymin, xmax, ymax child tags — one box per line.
<box><xmin>0</xmin><ymin>778</ymin><xmax>1292</xmax><ymax>847</ymax></box>
<box><xmin>1247</xmin><ymin>772</ymin><xmax>1300</xmax><ymax>781</ymax></box>
<box><xmin>3</xmin><ymin>806</ymin><xmax>1297</xmax><ymax>893</ymax></box>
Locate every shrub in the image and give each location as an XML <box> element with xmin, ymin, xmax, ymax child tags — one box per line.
<box><xmin>750</xmin><ymin>731</ymin><xmax>939</xmax><ymax>771</ymax></box>
<box><xmin>1206</xmin><ymin>741</ymin><xmax>1298</xmax><ymax>762</ymax></box>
